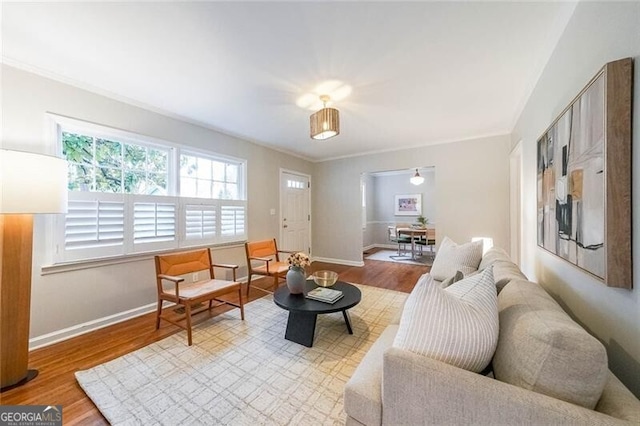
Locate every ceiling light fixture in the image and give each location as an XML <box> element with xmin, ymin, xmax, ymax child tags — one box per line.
<box><xmin>310</xmin><ymin>95</ymin><xmax>340</xmax><ymax>140</ymax></box>
<box><xmin>410</xmin><ymin>168</ymin><xmax>424</xmax><ymax>185</ymax></box>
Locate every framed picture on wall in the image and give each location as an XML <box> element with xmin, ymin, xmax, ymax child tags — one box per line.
<box><xmin>394</xmin><ymin>194</ymin><xmax>422</xmax><ymax>216</ymax></box>
<box><xmin>536</xmin><ymin>57</ymin><xmax>632</xmax><ymax>288</ymax></box>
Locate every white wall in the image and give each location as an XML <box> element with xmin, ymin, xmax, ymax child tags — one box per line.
<box><xmin>1</xmin><ymin>65</ymin><xmax>313</xmax><ymax>344</ymax></box>
<box><xmin>511</xmin><ymin>1</ymin><xmax>640</xmax><ymax>396</ymax></box>
<box><xmin>314</xmin><ymin>135</ymin><xmax>510</xmax><ymax>264</ymax></box>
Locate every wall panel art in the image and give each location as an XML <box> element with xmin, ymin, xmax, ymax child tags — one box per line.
<box><xmin>537</xmin><ymin>58</ymin><xmax>632</xmax><ymax>288</ymax></box>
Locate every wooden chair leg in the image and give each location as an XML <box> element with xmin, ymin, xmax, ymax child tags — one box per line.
<box><xmin>155</xmin><ymin>299</ymin><xmax>163</xmax><ymax>329</ymax></box>
<box><xmin>185</xmin><ymin>303</ymin><xmax>193</xmax><ymax>346</ymax></box>
<box><xmin>238</xmin><ymin>288</ymin><xmax>245</xmax><ymax>320</ymax></box>
<box><xmin>273</xmin><ymin>274</ymin><xmax>279</xmax><ymax>292</ymax></box>
<box><xmin>246</xmin><ymin>274</ymin><xmax>252</xmax><ymax>298</ymax></box>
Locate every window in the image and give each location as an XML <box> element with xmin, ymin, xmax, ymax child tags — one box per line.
<box><xmin>63</xmin><ymin>132</ymin><xmax>169</xmax><ymax>195</ymax></box>
<box><xmin>52</xmin><ymin>116</ymin><xmax>247</xmax><ymax>263</ymax></box>
<box><xmin>180</xmin><ymin>153</ymin><xmax>239</xmax><ymax>199</ymax></box>
<box><xmin>286</xmin><ymin>179</ymin><xmax>306</xmax><ymax>189</ymax></box>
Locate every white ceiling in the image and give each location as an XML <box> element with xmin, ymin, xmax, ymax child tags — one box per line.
<box><xmin>2</xmin><ymin>1</ymin><xmax>577</xmax><ymax>162</ymax></box>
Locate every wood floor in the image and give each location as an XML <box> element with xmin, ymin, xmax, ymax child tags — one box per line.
<box><xmin>0</xmin><ymin>249</ymin><xmax>428</xmax><ymax>424</ymax></box>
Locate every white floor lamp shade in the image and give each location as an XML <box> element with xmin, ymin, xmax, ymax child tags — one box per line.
<box><xmin>1</xmin><ymin>149</ymin><xmax>68</xmax><ymax>213</ymax></box>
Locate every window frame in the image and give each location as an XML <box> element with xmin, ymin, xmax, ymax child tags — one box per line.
<box><xmin>179</xmin><ymin>147</ymin><xmax>247</xmax><ymax>201</ymax></box>
<box><xmin>63</xmin><ymin>132</ymin><xmax>173</xmax><ymax>196</ymax></box>
<box><xmin>48</xmin><ymin>114</ymin><xmax>248</xmax><ymax>264</ymax></box>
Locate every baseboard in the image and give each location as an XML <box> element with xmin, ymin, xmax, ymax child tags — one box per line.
<box><xmin>313</xmin><ymin>256</ymin><xmax>364</xmax><ymax>267</ymax></box>
<box><xmin>374</xmin><ymin>244</ymin><xmax>398</xmax><ymax>251</ymax></box>
<box><xmin>29</xmin><ymin>276</ymin><xmax>254</xmax><ymax>350</ymax></box>
<box><xmin>363</xmin><ymin>244</ymin><xmax>400</xmax><ymax>251</ymax></box>
<box><xmin>29</xmin><ymin>302</ymin><xmax>162</xmax><ymax>350</ymax></box>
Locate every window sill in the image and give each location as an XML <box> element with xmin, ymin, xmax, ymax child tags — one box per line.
<box><xmin>40</xmin><ymin>241</ymin><xmax>246</xmax><ymax>275</ymax></box>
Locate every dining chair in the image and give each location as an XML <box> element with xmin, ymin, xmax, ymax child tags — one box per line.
<box><xmin>415</xmin><ymin>228</ymin><xmax>436</xmax><ymax>258</ymax></box>
<box><xmin>388</xmin><ymin>225</ymin><xmax>412</xmax><ymax>257</ymax></box>
<box><xmin>244</xmin><ymin>238</ymin><xmax>293</xmax><ymax>297</ymax></box>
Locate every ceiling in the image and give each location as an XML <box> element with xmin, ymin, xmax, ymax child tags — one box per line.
<box><xmin>2</xmin><ymin>1</ymin><xmax>577</xmax><ymax>162</ymax></box>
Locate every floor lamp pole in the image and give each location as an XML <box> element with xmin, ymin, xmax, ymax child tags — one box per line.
<box><xmin>0</xmin><ymin>213</ymin><xmax>38</xmax><ymax>391</ymax></box>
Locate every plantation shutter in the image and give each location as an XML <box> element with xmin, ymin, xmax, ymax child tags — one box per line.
<box><xmin>220</xmin><ymin>204</ymin><xmax>246</xmax><ymax>239</ymax></box>
<box><xmin>58</xmin><ymin>192</ymin><xmax>125</xmax><ymax>261</ymax></box>
<box><xmin>185</xmin><ymin>204</ymin><xmax>217</xmax><ymax>241</ymax></box>
<box><xmin>133</xmin><ymin>200</ymin><xmax>176</xmax><ymax>246</ymax></box>
<box><xmin>65</xmin><ymin>200</ymin><xmax>125</xmax><ymax>250</ymax></box>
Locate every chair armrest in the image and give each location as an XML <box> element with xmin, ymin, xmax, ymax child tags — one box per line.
<box><xmin>211</xmin><ymin>263</ymin><xmax>239</xmax><ymax>270</ymax></box>
<box><xmin>157</xmin><ymin>274</ymin><xmax>184</xmax><ymax>298</ymax></box>
<box><xmin>249</xmin><ymin>256</ymin><xmax>272</xmax><ymax>273</ymax></box>
<box><xmin>157</xmin><ymin>274</ymin><xmax>185</xmax><ymax>283</ymax></box>
<box><xmin>250</xmin><ymin>256</ymin><xmax>272</xmax><ymax>263</ymax></box>
<box><xmin>382</xmin><ymin>347</ymin><xmax>628</xmax><ymax>425</ymax></box>
<box><xmin>278</xmin><ymin>249</ymin><xmax>296</xmax><ymax>254</ymax></box>
<box><xmin>212</xmin><ymin>263</ymin><xmax>239</xmax><ymax>281</ymax></box>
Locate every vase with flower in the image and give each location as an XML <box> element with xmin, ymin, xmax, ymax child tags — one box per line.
<box><xmin>286</xmin><ymin>252</ymin><xmax>311</xmax><ymax>294</ymax></box>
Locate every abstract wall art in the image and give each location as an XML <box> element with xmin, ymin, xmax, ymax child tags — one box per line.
<box><xmin>537</xmin><ymin>58</ymin><xmax>633</xmax><ymax>288</ymax></box>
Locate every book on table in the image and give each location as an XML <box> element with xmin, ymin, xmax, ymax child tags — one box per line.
<box><xmin>306</xmin><ymin>287</ymin><xmax>344</xmax><ymax>304</ymax></box>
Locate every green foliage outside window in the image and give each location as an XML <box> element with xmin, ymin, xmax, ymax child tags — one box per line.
<box><xmin>62</xmin><ymin>132</ymin><xmax>168</xmax><ymax>195</ymax></box>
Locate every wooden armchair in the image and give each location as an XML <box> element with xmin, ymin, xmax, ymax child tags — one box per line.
<box><xmin>155</xmin><ymin>248</ymin><xmax>244</xmax><ymax>346</ymax></box>
<box><xmin>245</xmin><ymin>238</ymin><xmax>294</xmax><ymax>296</ymax></box>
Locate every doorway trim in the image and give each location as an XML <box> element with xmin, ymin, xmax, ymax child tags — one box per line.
<box><xmin>509</xmin><ymin>141</ymin><xmax>523</xmax><ymax>267</ymax></box>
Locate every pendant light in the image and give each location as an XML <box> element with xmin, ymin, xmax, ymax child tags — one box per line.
<box><xmin>410</xmin><ymin>168</ymin><xmax>424</xmax><ymax>185</ymax></box>
<box><xmin>310</xmin><ymin>95</ymin><xmax>340</xmax><ymax>140</ymax></box>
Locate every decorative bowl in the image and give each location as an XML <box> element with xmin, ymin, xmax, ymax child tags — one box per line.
<box><xmin>312</xmin><ymin>270</ymin><xmax>338</xmax><ymax>288</ymax></box>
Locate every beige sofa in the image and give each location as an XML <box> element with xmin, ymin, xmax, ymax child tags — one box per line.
<box><xmin>344</xmin><ymin>247</ymin><xmax>640</xmax><ymax>425</ymax></box>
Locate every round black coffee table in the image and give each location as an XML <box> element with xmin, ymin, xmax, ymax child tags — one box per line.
<box><xmin>273</xmin><ymin>280</ymin><xmax>362</xmax><ymax>347</ymax></box>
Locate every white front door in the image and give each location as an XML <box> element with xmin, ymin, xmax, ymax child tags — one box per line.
<box><xmin>280</xmin><ymin>171</ymin><xmax>311</xmax><ymax>254</ymax></box>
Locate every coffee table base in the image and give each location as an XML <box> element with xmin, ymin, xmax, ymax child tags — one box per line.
<box><xmin>284</xmin><ymin>309</ymin><xmax>354</xmax><ymax>347</ymax></box>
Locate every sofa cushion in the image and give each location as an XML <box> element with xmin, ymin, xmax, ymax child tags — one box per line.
<box><xmin>392</xmin><ymin>268</ymin><xmax>498</xmax><ymax>373</ymax></box>
<box><xmin>478</xmin><ymin>246</ymin><xmax>511</xmax><ymax>270</ymax></box>
<box><xmin>344</xmin><ymin>325</ymin><xmax>398</xmax><ymax>426</ymax></box>
<box><xmin>430</xmin><ymin>236</ymin><xmax>483</xmax><ymax>281</ymax></box>
<box><xmin>492</xmin><ymin>260</ymin><xmax>527</xmax><ymax>293</ymax></box>
<box><xmin>493</xmin><ymin>280</ymin><xmax>609</xmax><ymax>409</ymax></box>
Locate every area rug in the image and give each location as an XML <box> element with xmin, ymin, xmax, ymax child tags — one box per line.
<box><xmin>75</xmin><ymin>284</ymin><xmax>407</xmax><ymax>425</ymax></box>
<box><xmin>365</xmin><ymin>249</ymin><xmax>434</xmax><ymax>266</ymax></box>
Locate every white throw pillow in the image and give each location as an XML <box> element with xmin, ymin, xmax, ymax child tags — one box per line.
<box><xmin>429</xmin><ymin>236</ymin><xmax>483</xmax><ymax>281</ymax></box>
<box><xmin>393</xmin><ymin>268</ymin><xmax>499</xmax><ymax>373</ymax></box>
